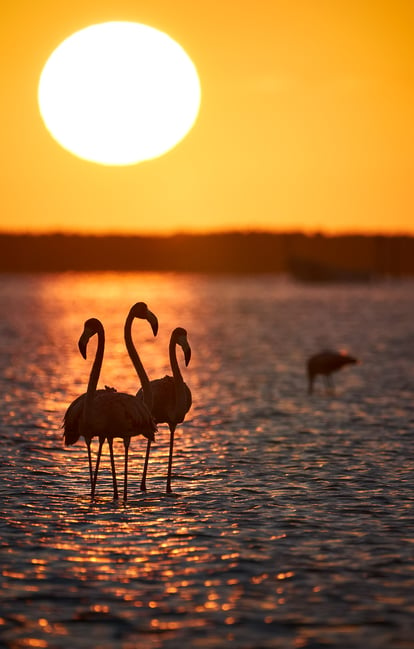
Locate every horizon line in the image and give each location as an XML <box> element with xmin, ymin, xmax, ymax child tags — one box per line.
<box><xmin>1</xmin><ymin>228</ymin><xmax>414</xmax><ymax>239</ymax></box>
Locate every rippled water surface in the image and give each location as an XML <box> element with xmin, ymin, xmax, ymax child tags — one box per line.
<box><xmin>0</xmin><ymin>272</ymin><xmax>413</xmax><ymax>648</ymax></box>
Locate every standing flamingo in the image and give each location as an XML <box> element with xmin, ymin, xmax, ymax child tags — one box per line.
<box><xmin>137</xmin><ymin>327</ymin><xmax>192</xmax><ymax>494</ymax></box>
<box><xmin>63</xmin><ymin>303</ymin><xmax>158</xmax><ymax>501</ymax></box>
<box><xmin>307</xmin><ymin>349</ymin><xmax>358</xmax><ymax>394</ymax></box>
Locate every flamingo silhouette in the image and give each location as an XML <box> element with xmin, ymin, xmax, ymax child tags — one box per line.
<box><xmin>137</xmin><ymin>327</ymin><xmax>192</xmax><ymax>494</ymax></box>
<box><xmin>63</xmin><ymin>303</ymin><xmax>158</xmax><ymax>501</ymax></box>
<box><xmin>307</xmin><ymin>349</ymin><xmax>358</xmax><ymax>394</ymax></box>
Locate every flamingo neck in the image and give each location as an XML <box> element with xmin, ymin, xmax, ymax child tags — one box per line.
<box><xmin>83</xmin><ymin>323</ymin><xmax>104</xmax><ymax>424</ymax></box>
<box><xmin>169</xmin><ymin>337</ymin><xmax>187</xmax><ymax>414</ymax></box>
<box><xmin>125</xmin><ymin>312</ymin><xmax>152</xmax><ymax>409</ymax></box>
<box><xmin>169</xmin><ymin>338</ymin><xmax>184</xmax><ymax>385</ymax></box>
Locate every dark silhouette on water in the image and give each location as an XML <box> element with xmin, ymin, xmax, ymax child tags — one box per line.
<box><xmin>307</xmin><ymin>349</ymin><xmax>358</xmax><ymax>394</ymax></box>
<box><xmin>63</xmin><ymin>303</ymin><xmax>158</xmax><ymax>501</ymax></box>
<box><xmin>287</xmin><ymin>257</ymin><xmax>373</xmax><ymax>283</ymax></box>
<box><xmin>137</xmin><ymin>327</ymin><xmax>192</xmax><ymax>493</ymax></box>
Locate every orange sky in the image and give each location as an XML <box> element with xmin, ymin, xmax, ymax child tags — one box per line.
<box><xmin>1</xmin><ymin>0</ymin><xmax>413</xmax><ymax>235</ymax></box>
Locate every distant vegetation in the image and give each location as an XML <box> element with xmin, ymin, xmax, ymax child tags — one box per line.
<box><xmin>1</xmin><ymin>231</ymin><xmax>414</xmax><ymax>278</ymax></box>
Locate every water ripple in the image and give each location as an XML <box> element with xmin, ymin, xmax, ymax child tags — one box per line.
<box><xmin>0</xmin><ymin>273</ymin><xmax>413</xmax><ymax>648</ymax></box>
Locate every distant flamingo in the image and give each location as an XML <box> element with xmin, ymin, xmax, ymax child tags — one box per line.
<box><xmin>307</xmin><ymin>349</ymin><xmax>358</xmax><ymax>394</ymax></box>
<box><xmin>137</xmin><ymin>327</ymin><xmax>192</xmax><ymax>493</ymax></box>
<box><xmin>63</xmin><ymin>303</ymin><xmax>158</xmax><ymax>500</ymax></box>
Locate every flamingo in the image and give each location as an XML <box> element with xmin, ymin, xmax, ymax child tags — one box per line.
<box><xmin>307</xmin><ymin>349</ymin><xmax>358</xmax><ymax>394</ymax></box>
<box><xmin>63</xmin><ymin>303</ymin><xmax>158</xmax><ymax>501</ymax></box>
<box><xmin>137</xmin><ymin>327</ymin><xmax>192</xmax><ymax>494</ymax></box>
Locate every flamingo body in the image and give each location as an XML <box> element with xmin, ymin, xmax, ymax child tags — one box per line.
<box><xmin>64</xmin><ymin>388</ymin><xmax>155</xmax><ymax>446</ymax></box>
<box><xmin>146</xmin><ymin>375</ymin><xmax>192</xmax><ymax>427</ymax></box>
<box><xmin>307</xmin><ymin>349</ymin><xmax>357</xmax><ymax>394</ymax></box>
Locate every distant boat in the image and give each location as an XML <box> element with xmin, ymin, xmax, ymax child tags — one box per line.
<box><xmin>287</xmin><ymin>257</ymin><xmax>373</xmax><ymax>283</ymax></box>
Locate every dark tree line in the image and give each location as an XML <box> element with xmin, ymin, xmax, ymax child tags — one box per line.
<box><xmin>0</xmin><ymin>231</ymin><xmax>413</xmax><ymax>277</ymax></box>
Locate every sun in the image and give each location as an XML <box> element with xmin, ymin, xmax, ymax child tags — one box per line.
<box><xmin>38</xmin><ymin>22</ymin><xmax>201</xmax><ymax>165</ymax></box>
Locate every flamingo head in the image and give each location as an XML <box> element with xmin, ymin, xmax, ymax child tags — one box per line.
<box><xmin>78</xmin><ymin>318</ymin><xmax>103</xmax><ymax>359</ymax></box>
<box><xmin>339</xmin><ymin>351</ymin><xmax>358</xmax><ymax>366</ymax></box>
<box><xmin>130</xmin><ymin>302</ymin><xmax>159</xmax><ymax>336</ymax></box>
<box><xmin>173</xmin><ymin>327</ymin><xmax>191</xmax><ymax>366</ymax></box>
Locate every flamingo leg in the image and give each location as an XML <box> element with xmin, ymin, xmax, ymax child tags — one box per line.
<box><xmin>107</xmin><ymin>438</ymin><xmax>119</xmax><ymax>500</ymax></box>
<box><xmin>91</xmin><ymin>437</ymin><xmax>105</xmax><ymax>500</ymax></box>
<box><xmin>166</xmin><ymin>425</ymin><xmax>176</xmax><ymax>494</ymax></box>
<box><xmin>86</xmin><ymin>440</ymin><xmax>93</xmax><ymax>488</ymax></box>
<box><xmin>123</xmin><ymin>437</ymin><xmax>130</xmax><ymax>502</ymax></box>
<box><xmin>140</xmin><ymin>439</ymin><xmax>152</xmax><ymax>491</ymax></box>
<box><xmin>325</xmin><ymin>374</ymin><xmax>335</xmax><ymax>394</ymax></box>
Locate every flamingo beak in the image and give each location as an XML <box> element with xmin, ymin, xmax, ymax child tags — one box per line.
<box><xmin>147</xmin><ymin>310</ymin><xmax>159</xmax><ymax>337</ymax></box>
<box><xmin>78</xmin><ymin>324</ymin><xmax>96</xmax><ymax>359</ymax></box>
<box><xmin>183</xmin><ymin>342</ymin><xmax>191</xmax><ymax>366</ymax></box>
<box><xmin>78</xmin><ymin>330</ymin><xmax>90</xmax><ymax>359</ymax></box>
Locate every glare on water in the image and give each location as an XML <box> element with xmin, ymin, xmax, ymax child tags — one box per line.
<box><xmin>0</xmin><ymin>272</ymin><xmax>413</xmax><ymax>648</ymax></box>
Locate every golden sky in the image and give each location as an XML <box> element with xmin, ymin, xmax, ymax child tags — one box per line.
<box><xmin>1</xmin><ymin>0</ymin><xmax>413</xmax><ymax>235</ymax></box>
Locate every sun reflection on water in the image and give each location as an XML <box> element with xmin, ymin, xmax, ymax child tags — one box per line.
<box><xmin>1</xmin><ymin>273</ymin><xmax>414</xmax><ymax>648</ymax></box>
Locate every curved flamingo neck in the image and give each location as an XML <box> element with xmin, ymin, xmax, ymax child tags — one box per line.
<box><xmin>125</xmin><ymin>312</ymin><xmax>152</xmax><ymax>409</ymax></box>
<box><xmin>169</xmin><ymin>336</ymin><xmax>184</xmax><ymax>386</ymax></box>
<box><xmin>84</xmin><ymin>323</ymin><xmax>104</xmax><ymax>422</ymax></box>
<box><xmin>169</xmin><ymin>336</ymin><xmax>188</xmax><ymax>418</ymax></box>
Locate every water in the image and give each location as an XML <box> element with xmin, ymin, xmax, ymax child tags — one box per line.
<box><xmin>0</xmin><ymin>272</ymin><xmax>413</xmax><ymax>649</ymax></box>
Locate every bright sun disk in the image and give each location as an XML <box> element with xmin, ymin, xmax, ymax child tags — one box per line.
<box><xmin>38</xmin><ymin>22</ymin><xmax>201</xmax><ymax>165</ymax></box>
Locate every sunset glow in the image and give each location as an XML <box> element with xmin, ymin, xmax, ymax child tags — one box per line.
<box><xmin>1</xmin><ymin>1</ymin><xmax>413</xmax><ymax>234</ymax></box>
